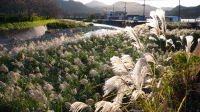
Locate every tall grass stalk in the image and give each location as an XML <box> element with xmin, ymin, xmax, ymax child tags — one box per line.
<box><xmin>177</xmin><ymin>95</ymin><xmax>186</xmax><ymax>112</ymax></box>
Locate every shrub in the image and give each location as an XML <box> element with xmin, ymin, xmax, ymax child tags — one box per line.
<box><xmin>47</xmin><ymin>21</ymin><xmax>88</xmax><ymax>29</ymax></box>
<box><xmin>0</xmin><ymin>15</ymin><xmax>48</xmax><ymax>23</ymax></box>
<box><xmin>167</xmin><ymin>22</ymin><xmax>193</xmax><ymax>30</ymax></box>
<box><xmin>0</xmin><ymin>19</ymin><xmax>58</xmax><ymax>30</ymax></box>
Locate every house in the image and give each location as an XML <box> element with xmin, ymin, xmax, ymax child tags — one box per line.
<box><xmin>126</xmin><ymin>15</ymin><xmax>146</xmax><ymax>21</ymax></box>
<box><xmin>165</xmin><ymin>16</ymin><xmax>181</xmax><ymax>22</ymax></box>
<box><xmin>106</xmin><ymin>11</ymin><xmax>127</xmax><ymax>20</ymax></box>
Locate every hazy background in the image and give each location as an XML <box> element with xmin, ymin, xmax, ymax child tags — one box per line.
<box><xmin>74</xmin><ymin>0</ymin><xmax>200</xmax><ymax>8</ymax></box>
<box><xmin>0</xmin><ymin>0</ymin><xmax>200</xmax><ymax>18</ymax></box>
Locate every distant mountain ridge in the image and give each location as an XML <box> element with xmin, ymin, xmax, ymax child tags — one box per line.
<box><xmin>161</xmin><ymin>7</ymin><xmax>173</xmax><ymax>11</ymax></box>
<box><xmin>85</xmin><ymin>0</ymin><xmax>108</xmax><ymax>8</ymax></box>
<box><xmin>111</xmin><ymin>1</ymin><xmax>156</xmax><ymax>16</ymax></box>
<box><xmin>86</xmin><ymin>1</ymin><xmax>157</xmax><ymax>16</ymax></box>
<box><xmin>56</xmin><ymin>0</ymin><xmax>103</xmax><ymax>16</ymax></box>
<box><xmin>57</xmin><ymin>0</ymin><xmax>157</xmax><ymax>16</ymax></box>
<box><xmin>56</xmin><ymin>0</ymin><xmax>200</xmax><ymax>18</ymax></box>
<box><xmin>167</xmin><ymin>5</ymin><xmax>200</xmax><ymax>18</ymax></box>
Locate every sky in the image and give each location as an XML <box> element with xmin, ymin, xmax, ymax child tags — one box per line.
<box><xmin>74</xmin><ymin>0</ymin><xmax>200</xmax><ymax>8</ymax></box>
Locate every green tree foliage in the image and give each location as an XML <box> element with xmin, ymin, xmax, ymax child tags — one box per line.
<box><xmin>0</xmin><ymin>0</ymin><xmax>62</xmax><ymax>18</ymax></box>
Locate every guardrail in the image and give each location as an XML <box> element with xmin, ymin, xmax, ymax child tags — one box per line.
<box><xmin>101</xmin><ymin>20</ymin><xmax>146</xmax><ymax>27</ymax></box>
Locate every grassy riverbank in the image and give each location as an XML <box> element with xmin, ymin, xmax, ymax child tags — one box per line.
<box><xmin>0</xmin><ymin>19</ymin><xmax>58</xmax><ymax>30</ymax></box>
<box><xmin>0</xmin><ymin>16</ymin><xmax>89</xmax><ymax>30</ymax></box>
<box><xmin>47</xmin><ymin>20</ymin><xmax>89</xmax><ymax>29</ymax></box>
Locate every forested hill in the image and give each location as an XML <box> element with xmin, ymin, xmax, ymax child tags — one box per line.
<box><xmin>0</xmin><ymin>0</ymin><xmax>103</xmax><ymax>18</ymax></box>
<box><xmin>85</xmin><ymin>1</ymin><xmax>157</xmax><ymax>16</ymax></box>
<box><xmin>0</xmin><ymin>0</ymin><xmax>61</xmax><ymax>18</ymax></box>
<box><xmin>166</xmin><ymin>5</ymin><xmax>200</xmax><ymax>18</ymax></box>
<box><xmin>56</xmin><ymin>0</ymin><xmax>103</xmax><ymax>16</ymax></box>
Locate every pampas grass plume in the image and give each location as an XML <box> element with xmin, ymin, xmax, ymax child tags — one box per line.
<box><xmin>70</xmin><ymin>102</ymin><xmax>91</xmax><ymax>112</ymax></box>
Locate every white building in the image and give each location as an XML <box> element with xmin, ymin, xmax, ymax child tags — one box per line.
<box><xmin>126</xmin><ymin>15</ymin><xmax>146</xmax><ymax>21</ymax></box>
<box><xmin>181</xmin><ymin>19</ymin><xmax>196</xmax><ymax>23</ymax></box>
<box><xmin>106</xmin><ymin>11</ymin><xmax>127</xmax><ymax>20</ymax></box>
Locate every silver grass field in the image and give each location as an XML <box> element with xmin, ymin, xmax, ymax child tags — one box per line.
<box><xmin>0</xmin><ymin>9</ymin><xmax>200</xmax><ymax>112</ymax></box>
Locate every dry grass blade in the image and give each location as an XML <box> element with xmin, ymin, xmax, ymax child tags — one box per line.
<box><xmin>103</xmin><ymin>76</ymin><xmax>122</xmax><ymax>97</ymax></box>
<box><xmin>103</xmin><ymin>76</ymin><xmax>133</xmax><ymax>97</ymax></box>
<box><xmin>185</xmin><ymin>36</ymin><xmax>194</xmax><ymax>63</ymax></box>
<box><xmin>125</xmin><ymin>27</ymin><xmax>144</xmax><ymax>49</ymax></box>
<box><xmin>70</xmin><ymin>102</ymin><xmax>91</xmax><ymax>112</ymax></box>
<box><xmin>131</xmin><ymin>58</ymin><xmax>148</xmax><ymax>90</ymax></box>
<box><xmin>131</xmin><ymin>90</ymin><xmax>145</xmax><ymax>100</ymax></box>
<box><xmin>95</xmin><ymin>101</ymin><xmax>122</xmax><ymax>112</ymax></box>
<box><xmin>147</xmin><ymin>11</ymin><xmax>160</xmax><ymax>39</ymax></box>
<box><xmin>130</xmin><ymin>53</ymin><xmax>155</xmax><ymax>90</ymax></box>
<box><xmin>156</xmin><ymin>9</ymin><xmax>167</xmax><ymax>39</ymax></box>
<box><xmin>113</xmin><ymin>83</ymin><xmax>133</xmax><ymax>104</ymax></box>
<box><xmin>166</xmin><ymin>39</ymin><xmax>175</xmax><ymax>48</ymax></box>
<box><xmin>110</xmin><ymin>56</ymin><xmax>128</xmax><ymax>75</ymax></box>
<box><xmin>121</xmin><ymin>54</ymin><xmax>135</xmax><ymax>71</ymax></box>
<box><xmin>143</xmin><ymin>53</ymin><xmax>156</xmax><ymax>64</ymax></box>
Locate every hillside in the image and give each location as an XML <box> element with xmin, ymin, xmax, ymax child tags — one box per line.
<box><xmin>167</xmin><ymin>5</ymin><xmax>200</xmax><ymax>18</ymax></box>
<box><xmin>86</xmin><ymin>1</ymin><xmax>156</xmax><ymax>15</ymax></box>
<box><xmin>86</xmin><ymin>1</ymin><xmax>157</xmax><ymax>16</ymax></box>
<box><xmin>56</xmin><ymin>0</ymin><xmax>103</xmax><ymax>16</ymax></box>
<box><xmin>56</xmin><ymin>0</ymin><xmax>181</xmax><ymax>17</ymax></box>
<box><xmin>161</xmin><ymin>7</ymin><xmax>173</xmax><ymax>11</ymax></box>
<box><xmin>85</xmin><ymin>0</ymin><xmax>108</xmax><ymax>8</ymax></box>
<box><xmin>112</xmin><ymin>1</ymin><xmax>156</xmax><ymax>16</ymax></box>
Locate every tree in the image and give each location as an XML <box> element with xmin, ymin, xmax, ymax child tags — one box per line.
<box><xmin>0</xmin><ymin>0</ymin><xmax>62</xmax><ymax>18</ymax></box>
<box><xmin>0</xmin><ymin>0</ymin><xmax>27</xmax><ymax>15</ymax></box>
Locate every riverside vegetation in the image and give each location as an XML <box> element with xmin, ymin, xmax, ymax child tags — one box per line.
<box><xmin>0</xmin><ymin>15</ymin><xmax>89</xmax><ymax>30</ymax></box>
<box><xmin>0</xmin><ymin>9</ymin><xmax>200</xmax><ymax>112</ymax></box>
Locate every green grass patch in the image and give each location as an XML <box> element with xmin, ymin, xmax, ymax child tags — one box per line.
<box><xmin>167</xmin><ymin>22</ymin><xmax>193</xmax><ymax>30</ymax></box>
<box><xmin>0</xmin><ymin>19</ymin><xmax>58</xmax><ymax>30</ymax></box>
<box><xmin>47</xmin><ymin>20</ymin><xmax>89</xmax><ymax>29</ymax></box>
<box><xmin>0</xmin><ymin>15</ymin><xmax>49</xmax><ymax>23</ymax></box>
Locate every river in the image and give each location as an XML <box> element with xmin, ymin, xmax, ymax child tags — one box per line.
<box><xmin>0</xmin><ymin>23</ymin><xmax>120</xmax><ymax>45</ymax></box>
<box><xmin>0</xmin><ymin>23</ymin><xmax>123</xmax><ymax>56</ymax></box>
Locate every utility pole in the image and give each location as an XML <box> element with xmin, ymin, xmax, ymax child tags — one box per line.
<box><xmin>111</xmin><ymin>4</ymin><xmax>114</xmax><ymax>21</ymax></box>
<box><xmin>124</xmin><ymin>2</ymin><xmax>127</xmax><ymax>20</ymax></box>
<box><xmin>124</xmin><ymin>2</ymin><xmax>127</xmax><ymax>13</ymax></box>
<box><xmin>124</xmin><ymin>2</ymin><xmax>127</xmax><ymax>26</ymax></box>
<box><xmin>113</xmin><ymin>4</ymin><xmax>115</xmax><ymax>12</ymax></box>
<box><xmin>179</xmin><ymin>0</ymin><xmax>181</xmax><ymax>22</ymax></box>
<box><xmin>143</xmin><ymin>0</ymin><xmax>146</xmax><ymax>16</ymax></box>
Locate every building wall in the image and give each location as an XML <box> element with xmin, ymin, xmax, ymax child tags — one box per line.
<box><xmin>165</xmin><ymin>16</ymin><xmax>180</xmax><ymax>22</ymax></box>
<box><xmin>106</xmin><ymin>11</ymin><xmax>126</xmax><ymax>20</ymax></box>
